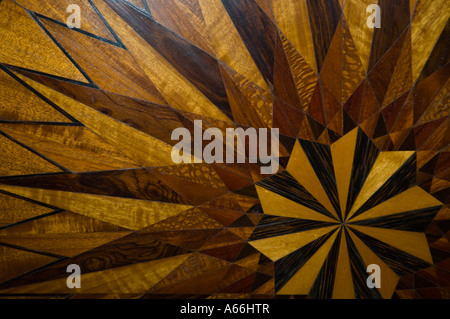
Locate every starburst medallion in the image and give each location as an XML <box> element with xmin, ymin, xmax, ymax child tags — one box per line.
<box><xmin>250</xmin><ymin>128</ymin><xmax>443</xmax><ymax>298</ymax></box>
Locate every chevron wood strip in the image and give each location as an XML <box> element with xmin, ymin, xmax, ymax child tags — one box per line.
<box><xmin>0</xmin><ymin>185</ymin><xmax>193</xmax><ymax>230</ymax></box>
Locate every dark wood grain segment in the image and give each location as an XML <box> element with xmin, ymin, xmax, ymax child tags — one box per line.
<box><xmin>414</xmin><ymin>118</ymin><xmax>447</xmax><ymax>149</ymax></box>
<box><xmin>413</xmin><ymin>63</ymin><xmax>450</xmax><ymax>124</ymax></box>
<box><xmin>220</xmin><ymin>272</ymin><xmax>256</xmax><ymax>293</ymax></box>
<box><xmin>435</xmin><ymin>152</ymin><xmax>450</xmax><ymax>176</ymax></box>
<box><xmin>368</xmin><ymin>30</ymin><xmax>409</xmax><ymax>105</ymax></box>
<box><xmin>249</xmin><ymin>215</ymin><xmax>336</xmax><ymax>241</ymax></box>
<box><xmin>308</xmin><ymin>82</ymin><xmax>327</xmax><ymax>126</ymax></box>
<box><xmin>397</xmin><ymin>129</ymin><xmax>416</xmax><ymax>151</ymax></box>
<box><xmin>343</xmin><ymin>108</ymin><xmax>358</xmax><ymax>136</ymax></box>
<box><xmin>135</xmin><ymin>229</ymin><xmax>222</xmax><ymax>250</ymax></box>
<box><xmin>367</xmin><ymin>0</ymin><xmax>410</xmax><ymax>71</ymax></box>
<box><xmin>219</xmin><ymin>63</ymin><xmax>270</xmax><ymax>128</ymax></box>
<box><xmin>150</xmin><ymin>165</ymin><xmax>229</xmax><ymax>206</ymax></box>
<box><xmin>7</xmin><ymin>68</ymin><xmax>194</xmax><ymax>147</ymax></box>
<box><xmin>221</xmin><ymin>0</ymin><xmax>277</xmax><ymax>86</ymax></box>
<box><xmin>417</xmin><ymin>117</ymin><xmax>449</xmax><ymax>151</ymax></box>
<box><xmin>299</xmin><ymin>139</ymin><xmax>341</xmax><ymax>220</ymax></box>
<box><xmin>0</xmin><ymin>168</ymin><xmax>189</xmax><ymax>204</ymax></box>
<box><xmin>372</xmin><ymin>113</ymin><xmax>389</xmax><ymax>139</ymax></box>
<box><xmin>359</xmin><ymin>82</ymin><xmax>381</xmax><ymax>125</ymax></box>
<box><xmin>351</xmin><ymin>206</ymin><xmax>442</xmax><ymax>232</ymax></box>
<box><xmin>198</xmin><ymin>207</ymin><xmax>243</xmax><ymax>227</ymax></box>
<box><xmin>106</xmin><ymin>0</ymin><xmax>233</xmax><ymax>120</ymax></box>
<box><xmin>229</xmin><ymin>214</ymin><xmax>255</xmax><ymax>227</ymax></box>
<box><xmin>257</xmin><ymin>170</ymin><xmax>337</xmax><ymax>220</ymax></box>
<box><xmin>348</xmin><ymin>227</ymin><xmax>432</xmax><ymax>276</ymax></box>
<box><xmin>344</xmin><ymin>228</ymin><xmax>382</xmax><ymax>299</ymax></box>
<box><xmin>306</xmin><ymin>114</ymin><xmax>327</xmax><ymax>140</ymax></box>
<box><xmin>309</xmin><ymin>229</ymin><xmax>342</xmax><ymax>298</ymax></box>
<box><xmin>0</xmin><ymin>232</ymin><xmax>190</xmax><ymax>290</ymax></box>
<box><xmin>306</xmin><ymin>0</ymin><xmax>342</xmax><ymax>72</ymax></box>
<box><xmin>320</xmin><ymin>18</ymin><xmax>342</xmax><ymax>105</ymax></box>
<box><xmin>417</xmin><ymin>19</ymin><xmax>450</xmax><ymax>83</ymax></box>
<box><xmin>146</xmin><ymin>0</ymin><xmax>216</xmax><ymax>55</ymax></box>
<box><xmin>273</xmin><ymin>32</ymin><xmax>303</xmax><ymax>110</ymax></box>
<box><xmin>274</xmin><ymin>230</ymin><xmax>336</xmax><ymax>292</ymax></box>
<box><xmin>252</xmin><ymin>272</ymin><xmax>272</xmax><ymax>291</ymax></box>
<box><xmin>351</xmin><ymin>154</ymin><xmax>416</xmax><ymax>219</ymax></box>
<box><xmin>345</xmin><ymin>129</ymin><xmax>380</xmax><ymax>219</ymax></box>
<box><xmin>273</xmin><ymin>97</ymin><xmax>305</xmax><ymax>137</ymax></box>
<box><xmin>344</xmin><ymin>80</ymin><xmax>365</xmax><ymax>125</ymax></box>
<box><xmin>382</xmin><ymin>92</ymin><xmax>409</xmax><ymax>132</ymax></box>
<box><xmin>322</xmin><ymin>85</ymin><xmax>341</xmax><ymax>129</ymax></box>
<box><xmin>200</xmin><ymin>243</ymin><xmax>246</xmax><ymax>262</ymax></box>
<box><xmin>213</xmin><ymin>165</ymin><xmax>254</xmax><ymax>192</ymax></box>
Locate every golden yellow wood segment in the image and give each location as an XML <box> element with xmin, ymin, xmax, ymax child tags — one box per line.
<box><xmin>198</xmin><ymin>0</ymin><xmax>268</xmax><ymax>90</ymax></box>
<box><xmin>280</xmin><ymin>32</ymin><xmax>318</xmax><ymax>109</ymax></box>
<box><xmin>287</xmin><ymin>141</ymin><xmax>339</xmax><ymax>220</ymax></box>
<box><xmin>331</xmin><ymin>127</ymin><xmax>358</xmax><ymax>218</ymax></box>
<box><xmin>0</xmin><ymin>193</ymin><xmax>54</xmax><ymax>228</ymax></box>
<box><xmin>0</xmin><ymin>253</ymin><xmax>191</xmax><ymax>294</ymax></box>
<box><xmin>342</xmin><ymin>19</ymin><xmax>366</xmax><ymax>104</ymax></box>
<box><xmin>0</xmin><ymin>0</ymin><xmax>86</xmax><ymax>82</ymax></box>
<box><xmin>411</xmin><ymin>0</ymin><xmax>449</xmax><ymax>83</ymax></box>
<box><xmin>92</xmin><ymin>0</ymin><xmax>231</xmax><ymax>123</ymax></box>
<box><xmin>0</xmin><ymin>185</ymin><xmax>193</xmax><ymax>231</ymax></box>
<box><xmin>350</xmin><ymin>186</ymin><xmax>442</xmax><ymax>222</ymax></box>
<box><xmin>347</xmin><ymin>229</ymin><xmax>399</xmax><ymax>299</ymax></box>
<box><xmin>255</xmin><ymin>185</ymin><xmax>337</xmax><ymax>223</ymax></box>
<box><xmin>16</xmin><ymin>75</ymin><xmax>176</xmax><ymax>168</ymax></box>
<box><xmin>347</xmin><ymin>151</ymin><xmax>415</xmax><ymax>219</ymax></box>
<box><xmin>343</xmin><ymin>0</ymin><xmax>376</xmax><ymax>72</ymax></box>
<box><xmin>332</xmin><ymin>231</ymin><xmax>354</xmax><ymax>299</ymax></box>
<box><xmin>249</xmin><ymin>226</ymin><xmax>338</xmax><ymax>262</ymax></box>
<box><xmin>0</xmin><ymin>70</ymin><xmax>70</xmax><ymax>122</ymax></box>
<box><xmin>0</xmin><ymin>123</ymin><xmax>139</xmax><ymax>172</ymax></box>
<box><xmin>277</xmin><ymin>229</ymin><xmax>339</xmax><ymax>295</ymax></box>
<box><xmin>0</xmin><ymin>133</ymin><xmax>62</xmax><ymax>176</ymax></box>
<box><xmin>15</xmin><ymin>0</ymin><xmax>116</xmax><ymax>41</ymax></box>
<box><xmin>0</xmin><ymin>245</ymin><xmax>57</xmax><ymax>284</ymax></box>
<box><xmin>350</xmin><ymin>225</ymin><xmax>433</xmax><ymax>263</ymax></box>
<box><xmin>271</xmin><ymin>0</ymin><xmax>317</xmax><ymax>74</ymax></box>
<box><xmin>0</xmin><ymin>211</ymin><xmax>131</xmax><ymax>257</ymax></box>
<box><xmin>41</xmin><ymin>19</ymin><xmax>166</xmax><ymax>105</ymax></box>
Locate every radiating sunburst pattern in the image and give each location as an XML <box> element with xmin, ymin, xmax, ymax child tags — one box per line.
<box><xmin>0</xmin><ymin>0</ymin><xmax>448</xmax><ymax>299</ymax></box>
<box><xmin>251</xmin><ymin>128</ymin><xmax>443</xmax><ymax>298</ymax></box>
